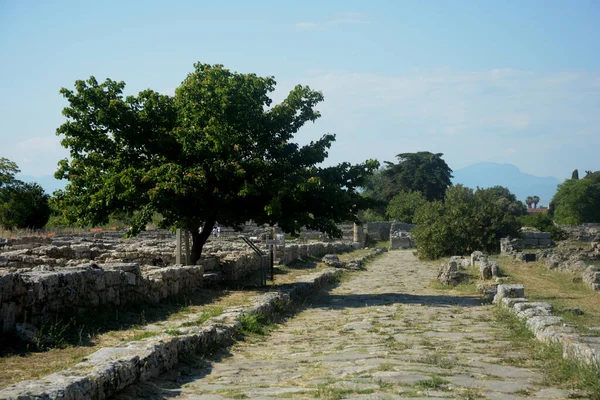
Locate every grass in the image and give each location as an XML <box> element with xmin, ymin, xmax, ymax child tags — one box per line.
<box><xmin>0</xmin><ymin>288</ymin><xmax>253</xmax><ymax>389</ymax></box>
<box><xmin>181</xmin><ymin>307</ymin><xmax>224</xmax><ymax>326</ymax></box>
<box><xmin>238</xmin><ymin>313</ymin><xmax>271</xmax><ymax>336</ymax></box>
<box><xmin>313</xmin><ymin>383</ymin><xmax>375</xmax><ymax>399</ymax></box>
<box><xmin>414</xmin><ymin>375</ymin><xmax>451</xmax><ymax>390</ymax></box>
<box><xmin>498</xmin><ymin>258</ymin><xmax>600</xmax><ymax>332</ymax></box>
<box><xmin>131</xmin><ymin>331</ymin><xmax>160</xmax><ymax>341</ymax></box>
<box><xmin>493</xmin><ymin>307</ymin><xmax>600</xmax><ymax>399</ymax></box>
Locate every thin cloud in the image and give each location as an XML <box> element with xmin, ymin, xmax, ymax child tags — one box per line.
<box><xmin>294</xmin><ymin>12</ymin><xmax>371</xmax><ymax>31</ymax></box>
<box><xmin>273</xmin><ymin>68</ymin><xmax>600</xmax><ymax>179</ymax></box>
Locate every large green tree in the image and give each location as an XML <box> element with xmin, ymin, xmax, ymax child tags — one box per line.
<box><xmin>55</xmin><ymin>63</ymin><xmax>379</xmax><ymax>263</ymax></box>
<box><xmin>412</xmin><ymin>185</ymin><xmax>523</xmax><ymax>259</ymax></box>
<box><xmin>551</xmin><ymin>171</ymin><xmax>600</xmax><ymax>225</ymax></box>
<box><xmin>364</xmin><ymin>152</ymin><xmax>453</xmax><ymax>202</ymax></box>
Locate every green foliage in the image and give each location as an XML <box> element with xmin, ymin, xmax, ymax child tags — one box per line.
<box><xmin>0</xmin><ymin>179</ymin><xmax>51</xmax><ymax>230</ymax></box>
<box><xmin>0</xmin><ymin>157</ymin><xmax>20</xmax><ymax>187</ymax></box>
<box><xmin>239</xmin><ymin>313</ymin><xmax>269</xmax><ymax>336</ymax></box>
<box><xmin>362</xmin><ymin>152</ymin><xmax>452</xmax><ymax>203</ymax></box>
<box><xmin>362</xmin><ymin>208</ymin><xmax>387</xmax><ymax>222</ymax></box>
<box><xmin>385</xmin><ymin>190</ymin><xmax>427</xmax><ymax>223</ymax></box>
<box><xmin>412</xmin><ymin>185</ymin><xmax>523</xmax><ymax>259</ymax></box>
<box><xmin>552</xmin><ymin>171</ymin><xmax>600</xmax><ymax>225</ymax></box>
<box><xmin>516</xmin><ymin>213</ymin><xmax>566</xmax><ymax>241</ymax></box>
<box><xmin>54</xmin><ymin>63</ymin><xmax>379</xmax><ymax>261</ymax></box>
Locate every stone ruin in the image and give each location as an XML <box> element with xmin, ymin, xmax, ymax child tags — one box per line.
<box><xmin>0</xmin><ymin>230</ymin><xmax>358</xmax><ymax>335</ymax></box>
<box><xmin>365</xmin><ymin>221</ymin><xmax>415</xmax><ymax>242</ymax></box>
<box><xmin>493</xmin><ymin>284</ymin><xmax>600</xmax><ymax>371</ymax></box>
<box><xmin>500</xmin><ymin>228</ymin><xmax>600</xmax><ymax>291</ymax></box>
<box><xmin>437</xmin><ymin>251</ymin><xmax>499</xmax><ymax>286</ymax></box>
<box><xmin>562</xmin><ymin>223</ymin><xmax>600</xmax><ymax>242</ymax></box>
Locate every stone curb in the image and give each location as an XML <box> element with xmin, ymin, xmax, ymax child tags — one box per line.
<box><xmin>0</xmin><ymin>249</ymin><xmax>384</xmax><ymax>400</ymax></box>
<box><xmin>495</xmin><ymin>285</ymin><xmax>600</xmax><ymax>371</ymax></box>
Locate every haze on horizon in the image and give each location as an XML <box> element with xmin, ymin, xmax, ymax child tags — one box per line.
<box><xmin>1</xmin><ymin>0</ymin><xmax>599</xmax><ymax>185</ymax></box>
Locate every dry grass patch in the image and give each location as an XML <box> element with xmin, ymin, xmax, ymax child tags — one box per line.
<box><xmin>499</xmin><ymin>258</ymin><xmax>600</xmax><ymax>330</ymax></box>
<box><xmin>0</xmin><ymin>287</ymin><xmax>256</xmax><ymax>389</ymax></box>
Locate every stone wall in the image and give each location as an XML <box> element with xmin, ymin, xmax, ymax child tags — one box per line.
<box><xmin>0</xmin><ymin>232</ymin><xmax>359</xmax><ymax>333</ymax></box>
<box><xmin>365</xmin><ymin>222</ymin><xmax>392</xmax><ymax>241</ymax></box>
<box><xmin>0</xmin><ymin>259</ymin><xmax>219</xmax><ymax>333</ymax></box>
<box><xmin>583</xmin><ymin>266</ymin><xmax>600</xmax><ymax>291</ymax></box>
<box><xmin>494</xmin><ymin>285</ymin><xmax>600</xmax><ymax>371</ymax></box>
<box><xmin>500</xmin><ymin>231</ymin><xmax>552</xmax><ymax>256</ymax></box>
<box><xmin>562</xmin><ymin>223</ymin><xmax>600</xmax><ymax>242</ymax></box>
<box><xmin>365</xmin><ymin>221</ymin><xmax>415</xmax><ymax>242</ymax></box>
<box><xmin>520</xmin><ymin>231</ymin><xmax>552</xmax><ymax>248</ymax></box>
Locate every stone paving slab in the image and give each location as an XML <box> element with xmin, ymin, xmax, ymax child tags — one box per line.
<box><xmin>115</xmin><ymin>250</ymin><xmax>583</xmax><ymax>399</ymax></box>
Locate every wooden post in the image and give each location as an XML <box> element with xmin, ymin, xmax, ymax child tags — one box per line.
<box><xmin>176</xmin><ymin>228</ymin><xmax>182</xmax><ymax>265</ymax></box>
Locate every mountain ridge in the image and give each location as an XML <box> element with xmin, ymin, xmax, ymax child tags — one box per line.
<box><xmin>452</xmin><ymin>162</ymin><xmax>560</xmax><ymax>207</ymax></box>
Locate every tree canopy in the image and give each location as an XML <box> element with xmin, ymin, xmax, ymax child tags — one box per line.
<box><xmin>364</xmin><ymin>152</ymin><xmax>453</xmax><ymax>203</ymax></box>
<box><xmin>0</xmin><ymin>158</ymin><xmax>51</xmax><ymax>230</ymax></box>
<box><xmin>385</xmin><ymin>190</ymin><xmax>427</xmax><ymax>224</ymax></box>
<box><xmin>552</xmin><ymin>171</ymin><xmax>600</xmax><ymax>225</ymax></box>
<box><xmin>55</xmin><ymin>62</ymin><xmax>379</xmax><ymax>262</ymax></box>
<box><xmin>411</xmin><ymin>185</ymin><xmax>524</xmax><ymax>259</ymax></box>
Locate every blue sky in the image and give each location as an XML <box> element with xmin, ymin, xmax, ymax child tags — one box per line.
<box><xmin>1</xmin><ymin>0</ymin><xmax>599</xmax><ymax>190</ymax></box>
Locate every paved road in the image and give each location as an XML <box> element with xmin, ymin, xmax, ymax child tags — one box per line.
<box><xmin>117</xmin><ymin>250</ymin><xmax>571</xmax><ymax>399</ymax></box>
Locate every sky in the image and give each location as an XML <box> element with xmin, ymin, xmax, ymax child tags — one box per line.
<box><xmin>1</xmin><ymin>0</ymin><xmax>599</xmax><ymax>190</ymax></box>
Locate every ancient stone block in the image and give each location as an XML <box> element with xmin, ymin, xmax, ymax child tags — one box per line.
<box><xmin>479</xmin><ymin>262</ymin><xmax>492</xmax><ymax>280</ymax></box>
<box><xmin>493</xmin><ymin>284</ymin><xmax>525</xmax><ymax>303</ymax></box>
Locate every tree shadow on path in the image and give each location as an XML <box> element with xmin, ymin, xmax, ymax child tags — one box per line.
<box><xmin>309</xmin><ymin>292</ymin><xmax>485</xmax><ymax>309</ymax></box>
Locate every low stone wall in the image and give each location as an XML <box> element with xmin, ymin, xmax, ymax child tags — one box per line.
<box><xmin>0</xmin><ymin>237</ymin><xmax>360</xmax><ymax>333</ymax></box>
<box><xmin>494</xmin><ymin>285</ymin><xmax>600</xmax><ymax>370</ymax></box>
<box><xmin>0</xmin><ymin>266</ymin><xmax>345</xmax><ymax>400</ymax></box>
<box><xmin>280</xmin><ymin>241</ymin><xmax>358</xmax><ymax>265</ymax></box>
<box><xmin>562</xmin><ymin>224</ymin><xmax>600</xmax><ymax>242</ymax></box>
<box><xmin>0</xmin><ymin>259</ymin><xmax>218</xmax><ymax>333</ymax></box>
<box><xmin>520</xmin><ymin>231</ymin><xmax>552</xmax><ymax>248</ymax></box>
<box><xmin>366</xmin><ymin>222</ymin><xmax>392</xmax><ymax>241</ymax></box>
<box><xmin>583</xmin><ymin>266</ymin><xmax>600</xmax><ymax>291</ymax></box>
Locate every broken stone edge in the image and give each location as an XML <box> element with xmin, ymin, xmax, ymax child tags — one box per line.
<box><xmin>0</xmin><ymin>248</ymin><xmax>385</xmax><ymax>400</ymax></box>
<box><xmin>496</xmin><ymin>289</ymin><xmax>600</xmax><ymax>372</ymax></box>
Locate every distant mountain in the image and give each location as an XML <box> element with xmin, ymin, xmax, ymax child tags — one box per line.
<box><xmin>15</xmin><ymin>175</ymin><xmax>66</xmax><ymax>195</ymax></box>
<box><xmin>452</xmin><ymin>162</ymin><xmax>560</xmax><ymax>207</ymax></box>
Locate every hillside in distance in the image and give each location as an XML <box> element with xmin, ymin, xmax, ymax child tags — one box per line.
<box><xmin>452</xmin><ymin>162</ymin><xmax>560</xmax><ymax>207</ymax></box>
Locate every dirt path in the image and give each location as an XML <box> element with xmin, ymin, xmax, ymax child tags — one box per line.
<box><xmin>116</xmin><ymin>250</ymin><xmax>571</xmax><ymax>399</ymax></box>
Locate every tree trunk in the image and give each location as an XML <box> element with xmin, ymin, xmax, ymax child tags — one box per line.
<box><xmin>190</xmin><ymin>219</ymin><xmax>215</xmax><ymax>265</ymax></box>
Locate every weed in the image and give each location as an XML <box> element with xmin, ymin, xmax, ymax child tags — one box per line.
<box><xmin>132</xmin><ymin>331</ymin><xmax>159</xmax><ymax>341</ymax></box>
<box><xmin>494</xmin><ymin>307</ymin><xmax>600</xmax><ymax>399</ymax></box>
<box><xmin>36</xmin><ymin>317</ymin><xmax>75</xmax><ymax>349</ymax></box>
<box><xmin>415</xmin><ymin>375</ymin><xmax>451</xmax><ymax>390</ymax></box>
<box><xmin>165</xmin><ymin>329</ymin><xmax>183</xmax><ymax>336</ymax></box>
<box><xmin>239</xmin><ymin>313</ymin><xmax>269</xmax><ymax>336</ymax></box>
<box><xmin>181</xmin><ymin>307</ymin><xmax>224</xmax><ymax>327</ymax></box>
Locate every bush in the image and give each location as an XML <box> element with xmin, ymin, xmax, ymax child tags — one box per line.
<box><xmin>412</xmin><ymin>185</ymin><xmax>523</xmax><ymax>259</ymax></box>
<box><xmin>386</xmin><ymin>191</ymin><xmax>427</xmax><ymax>223</ymax></box>
<box><xmin>0</xmin><ymin>182</ymin><xmax>51</xmax><ymax>229</ymax></box>
<box><xmin>517</xmin><ymin>213</ymin><xmax>566</xmax><ymax>241</ymax></box>
<box><xmin>552</xmin><ymin>172</ymin><xmax>600</xmax><ymax>225</ymax></box>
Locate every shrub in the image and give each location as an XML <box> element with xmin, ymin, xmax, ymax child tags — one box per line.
<box><xmin>517</xmin><ymin>213</ymin><xmax>566</xmax><ymax>241</ymax></box>
<box><xmin>412</xmin><ymin>185</ymin><xmax>523</xmax><ymax>259</ymax></box>
<box><xmin>386</xmin><ymin>190</ymin><xmax>427</xmax><ymax>223</ymax></box>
